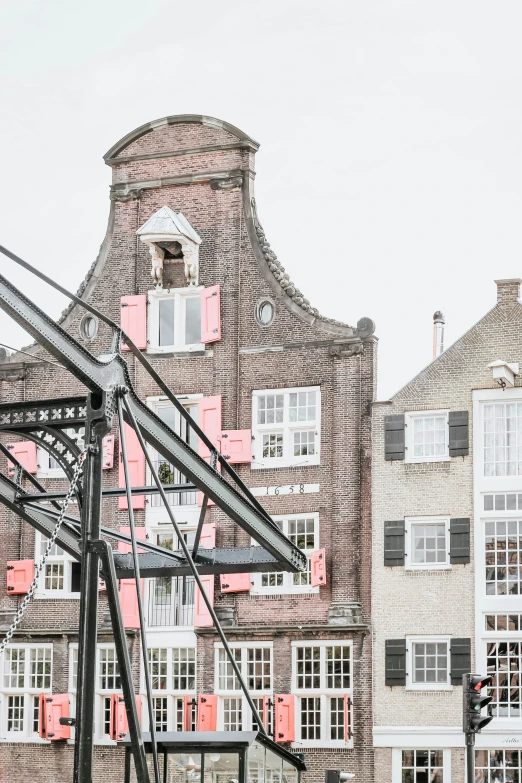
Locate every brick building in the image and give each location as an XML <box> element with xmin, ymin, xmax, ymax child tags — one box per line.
<box><xmin>0</xmin><ymin>115</ymin><xmax>377</xmax><ymax>783</ymax></box>
<box><xmin>372</xmin><ymin>279</ymin><xmax>522</xmax><ymax>782</ymax></box>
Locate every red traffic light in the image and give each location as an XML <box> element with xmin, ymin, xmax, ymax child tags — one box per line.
<box><xmin>470</xmin><ymin>675</ymin><xmax>492</xmax><ymax>691</ymax></box>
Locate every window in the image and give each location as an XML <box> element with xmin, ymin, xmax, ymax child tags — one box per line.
<box><xmin>292</xmin><ymin>641</ymin><xmax>352</xmax><ymax>747</ymax></box>
<box><xmin>1</xmin><ymin>645</ymin><xmax>52</xmax><ymax>741</ymax></box>
<box><xmin>485</xmin><ymin>614</ymin><xmax>522</xmax><ymax>631</ymax></box>
<box><xmin>147</xmin><ymin>397</ymin><xmax>200</xmax><ymax>513</ymax></box>
<box><xmin>251</xmin><ymin>514</ymin><xmax>319</xmax><ymax>594</ymax></box>
<box><xmin>484</xmin><ymin>520</ymin><xmax>522</xmax><ymax>595</ymax></box>
<box><xmin>404</xmin><ymin>517</ymin><xmax>450</xmax><ymax>570</ymax></box>
<box><xmin>252</xmin><ymin>387</ymin><xmax>320</xmax><ymax>469</ymax></box>
<box><xmin>400</xmin><ymin>750</ymin><xmax>444</xmax><ymax>782</ymax></box>
<box><xmin>475</xmin><ymin>749</ymin><xmax>522</xmax><ymax>780</ymax></box>
<box><xmin>486</xmin><ymin>641</ymin><xmax>522</xmax><ymax>717</ymax></box>
<box><xmin>214</xmin><ymin>644</ymin><xmax>272</xmax><ymax>733</ymax></box>
<box><xmin>483</xmin><ymin>402</ymin><xmax>522</xmax><ymax>477</ymax></box>
<box><xmin>70</xmin><ymin>644</ymin><xmax>122</xmax><ymax>741</ymax></box>
<box><xmin>146</xmin><ymin>646</ymin><xmax>196</xmax><ymax>733</ymax></box>
<box><xmin>484</xmin><ymin>492</ymin><xmax>522</xmax><ymax>511</ymax></box>
<box><xmin>35</xmin><ymin>532</ymin><xmax>81</xmax><ymax>597</ymax></box>
<box><xmin>407</xmin><ymin>638</ymin><xmax>450</xmax><ymax>690</ymax></box>
<box><xmin>256</xmin><ymin>299</ymin><xmax>275</xmax><ymax>327</ymax></box>
<box><xmin>404</xmin><ymin>411</ymin><xmax>449</xmax><ymax>463</ymax></box>
<box><xmin>146</xmin><ymin>530</ymin><xmax>196</xmax><ymax>627</ymax></box>
<box><xmin>37</xmin><ymin>426</ymin><xmax>85</xmax><ymax>478</ymax></box>
<box><xmin>148</xmin><ymin>289</ymin><xmax>202</xmax><ymax>353</ymax></box>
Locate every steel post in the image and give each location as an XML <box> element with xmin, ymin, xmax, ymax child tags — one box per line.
<box><xmin>73</xmin><ymin>393</ymin><xmax>108</xmax><ymax>783</ymax></box>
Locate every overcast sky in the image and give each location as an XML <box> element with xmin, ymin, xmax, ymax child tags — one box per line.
<box><xmin>1</xmin><ymin>0</ymin><xmax>521</xmax><ymax>400</ymax></box>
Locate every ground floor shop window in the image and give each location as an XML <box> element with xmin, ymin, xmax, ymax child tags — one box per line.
<box><xmin>476</xmin><ymin>749</ymin><xmax>522</xmax><ymax>781</ymax></box>
<box><xmin>401</xmin><ymin>750</ymin><xmax>444</xmax><ymax>782</ymax></box>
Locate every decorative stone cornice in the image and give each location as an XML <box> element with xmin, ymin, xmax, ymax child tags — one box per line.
<box><xmin>329</xmin><ymin>342</ymin><xmax>364</xmax><ymax>359</ymax></box>
<box><xmin>210</xmin><ymin>176</ymin><xmax>243</xmax><ymax>191</ymax></box>
<box><xmin>0</xmin><ymin>362</ymin><xmax>27</xmax><ymax>382</ymax></box>
<box><xmin>110</xmin><ymin>188</ymin><xmax>143</xmax><ymax>203</ymax></box>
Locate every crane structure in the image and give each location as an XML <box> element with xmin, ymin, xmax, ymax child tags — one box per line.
<box><xmin>0</xmin><ymin>248</ymin><xmax>307</xmax><ymax>783</ymax></box>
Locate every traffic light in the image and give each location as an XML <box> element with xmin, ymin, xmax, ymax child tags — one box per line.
<box><xmin>463</xmin><ymin>674</ymin><xmax>493</xmax><ymax>734</ymax></box>
<box><xmin>325</xmin><ymin>771</ymin><xmax>355</xmax><ymax>783</ymax></box>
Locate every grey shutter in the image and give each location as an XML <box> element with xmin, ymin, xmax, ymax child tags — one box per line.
<box><xmin>385</xmin><ymin>639</ymin><xmax>407</xmax><ymax>686</ymax></box>
<box><xmin>449</xmin><ymin>411</ymin><xmax>469</xmax><ymax>457</ymax></box>
<box><xmin>450</xmin><ymin>638</ymin><xmax>471</xmax><ymax>684</ymax></box>
<box><xmin>450</xmin><ymin>518</ymin><xmax>470</xmax><ymax>564</ymax></box>
<box><xmin>384</xmin><ymin>520</ymin><xmax>405</xmax><ymax>566</ymax></box>
<box><xmin>385</xmin><ymin>415</ymin><xmax>405</xmax><ymax>461</ymax></box>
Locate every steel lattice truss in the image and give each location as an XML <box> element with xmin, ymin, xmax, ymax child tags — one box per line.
<box><xmin>0</xmin><ymin>247</ymin><xmax>307</xmax><ymax>783</ymax></box>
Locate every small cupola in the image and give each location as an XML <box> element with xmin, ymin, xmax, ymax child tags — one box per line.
<box><xmin>137</xmin><ymin>206</ymin><xmax>202</xmax><ymax>288</ymax></box>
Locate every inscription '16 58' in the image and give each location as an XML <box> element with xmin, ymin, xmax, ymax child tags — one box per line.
<box><xmin>250</xmin><ymin>483</ymin><xmax>320</xmax><ymax>497</ymax></box>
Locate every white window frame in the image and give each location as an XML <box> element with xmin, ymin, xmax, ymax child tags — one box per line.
<box><xmin>251</xmin><ymin>513</ymin><xmax>320</xmax><ymax>594</ymax></box>
<box><xmin>405</xmin><ymin>636</ymin><xmax>452</xmax><ymax>692</ymax></box>
<box><xmin>0</xmin><ymin>643</ymin><xmax>52</xmax><ymax>742</ymax></box>
<box><xmin>147</xmin><ymin>288</ymin><xmax>203</xmax><ymax>354</ymax></box>
<box><xmin>146</xmin><ymin>395</ymin><xmax>202</xmax><ymax>524</ymax></box>
<box><xmin>36</xmin><ymin>427</ymin><xmax>85</xmax><ymax>479</ymax></box>
<box><xmin>34</xmin><ymin>531</ymin><xmax>80</xmax><ymax>599</ymax></box>
<box><xmin>391</xmin><ymin>747</ymin><xmax>451</xmax><ymax>782</ymax></box>
<box><xmin>69</xmin><ymin>643</ymin><xmax>121</xmax><ymax>745</ymax></box>
<box><xmin>142</xmin><ymin>641</ymin><xmax>197</xmax><ymax>733</ymax></box>
<box><xmin>214</xmin><ymin>642</ymin><xmax>273</xmax><ymax>732</ymax></box>
<box><xmin>404</xmin><ymin>409</ymin><xmax>450</xmax><ymax>464</ymax></box>
<box><xmin>145</xmin><ymin>526</ymin><xmax>197</xmax><ymax>630</ymax></box>
<box><xmin>404</xmin><ymin>516</ymin><xmax>451</xmax><ymax>571</ymax></box>
<box><xmin>291</xmin><ymin>640</ymin><xmax>353</xmax><ymax>749</ymax></box>
<box><xmin>251</xmin><ymin>386</ymin><xmax>321</xmax><ymax>470</ymax></box>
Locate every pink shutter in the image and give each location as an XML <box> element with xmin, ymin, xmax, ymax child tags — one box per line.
<box><xmin>199</xmin><ymin>522</ymin><xmax>216</xmax><ymax>549</ymax></box>
<box><xmin>118</xmin><ymin>525</ymin><xmax>146</xmax><ymax>554</ymax></box>
<box><xmin>262</xmin><ymin>695</ymin><xmax>270</xmax><ymax>731</ymax></box>
<box><xmin>344</xmin><ymin>694</ymin><xmax>353</xmax><ymax>742</ymax></box>
<box><xmin>200</xmin><ymin>285</ymin><xmax>221</xmax><ymax>344</ymax></box>
<box><xmin>110</xmin><ymin>694</ymin><xmax>142</xmax><ymax>741</ymax></box>
<box><xmin>102</xmin><ymin>435</ymin><xmax>115</xmax><ymax>470</ymax></box>
<box><xmin>39</xmin><ymin>693</ymin><xmax>47</xmax><ymax>738</ymax></box>
<box><xmin>197</xmin><ymin>694</ymin><xmax>218</xmax><ymax>731</ymax></box>
<box><xmin>219</xmin><ymin>430</ymin><xmax>252</xmax><ymax>464</ymax></box>
<box><xmin>275</xmin><ymin>694</ymin><xmax>295</xmax><ymax>743</ymax></box>
<box><xmin>6</xmin><ymin>559</ymin><xmax>34</xmax><ymax>595</ymax></box>
<box><xmin>119</xmin><ymin>579</ymin><xmax>143</xmax><ymax>629</ymax></box>
<box><xmin>121</xmin><ymin>295</ymin><xmax>147</xmax><ymax>351</ymax></box>
<box><xmin>184</xmin><ymin>695</ymin><xmax>195</xmax><ymax>731</ymax></box>
<box><xmin>118</xmin><ymin>425</ymin><xmax>145</xmax><ymax>510</ymax></box>
<box><xmin>198</xmin><ymin>396</ymin><xmax>222</xmax><ymax>460</ymax></box>
<box><xmin>7</xmin><ymin>441</ymin><xmax>37</xmax><ymax>476</ymax></box>
<box><xmin>45</xmin><ymin>694</ymin><xmax>71</xmax><ymax>740</ymax></box>
<box><xmin>193</xmin><ymin>574</ymin><xmax>214</xmax><ymax>628</ymax></box>
<box><xmin>220</xmin><ymin>573</ymin><xmax>251</xmax><ymax>593</ymax></box>
<box><xmin>310</xmin><ymin>548</ymin><xmax>327</xmax><ymax>587</ymax></box>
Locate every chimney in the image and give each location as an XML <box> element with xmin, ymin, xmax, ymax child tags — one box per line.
<box><xmin>432</xmin><ymin>311</ymin><xmax>445</xmax><ymax>359</ymax></box>
<box><xmin>495</xmin><ymin>278</ymin><xmax>521</xmax><ymax>306</ymax></box>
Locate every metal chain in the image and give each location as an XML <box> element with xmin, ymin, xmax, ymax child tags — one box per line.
<box><xmin>0</xmin><ymin>447</ymin><xmax>87</xmax><ymax>655</ymax></box>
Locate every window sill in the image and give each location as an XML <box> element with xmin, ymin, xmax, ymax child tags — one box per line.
<box><xmin>404</xmin><ymin>456</ymin><xmax>451</xmax><ymax>465</ymax></box>
<box><xmin>251</xmin><ymin>457</ymin><xmax>320</xmax><ymax>470</ymax></box>
<box><xmin>147</xmin><ymin>344</ymin><xmax>205</xmax><ymax>355</ymax></box>
<box><xmin>405</xmin><ymin>684</ymin><xmax>453</xmax><ymax>692</ymax></box>
<box><xmin>34</xmin><ymin>592</ymin><xmax>81</xmax><ymax>600</ymax></box>
<box><xmin>250</xmin><ymin>588</ymin><xmax>319</xmax><ymax>596</ymax></box>
<box><xmin>0</xmin><ymin>736</ymin><xmax>50</xmax><ymax>744</ymax></box>
<box><xmin>404</xmin><ymin>564</ymin><xmax>452</xmax><ymax>572</ymax></box>
<box><xmin>291</xmin><ymin>741</ymin><xmax>353</xmax><ymax>749</ymax></box>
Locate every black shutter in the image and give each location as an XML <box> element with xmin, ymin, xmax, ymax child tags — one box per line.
<box><xmin>384</xmin><ymin>521</ymin><xmax>405</xmax><ymax>566</ymax></box>
<box><xmin>450</xmin><ymin>638</ymin><xmax>471</xmax><ymax>685</ymax></box>
<box><xmin>449</xmin><ymin>411</ymin><xmax>469</xmax><ymax>457</ymax></box>
<box><xmin>385</xmin><ymin>639</ymin><xmax>407</xmax><ymax>686</ymax></box>
<box><xmin>385</xmin><ymin>415</ymin><xmax>405</xmax><ymax>461</ymax></box>
<box><xmin>450</xmin><ymin>518</ymin><xmax>470</xmax><ymax>564</ymax></box>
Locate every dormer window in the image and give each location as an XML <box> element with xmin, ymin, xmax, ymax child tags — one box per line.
<box><xmin>137</xmin><ymin>206</ymin><xmax>202</xmax><ymax>289</ymax></box>
<box><xmin>148</xmin><ymin>289</ymin><xmax>203</xmax><ymax>353</ymax></box>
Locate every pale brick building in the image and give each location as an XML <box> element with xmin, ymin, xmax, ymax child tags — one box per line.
<box><xmin>0</xmin><ymin>115</ymin><xmax>376</xmax><ymax>783</ymax></box>
<box><xmin>372</xmin><ymin>279</ymin><xmax>522</xmax><ymax>782</ymax></box>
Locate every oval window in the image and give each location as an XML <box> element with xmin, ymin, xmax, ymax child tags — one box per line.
<box><xmin>79</xmin><ymin>314</ymin><xmax>99</xmax><ymax>341</ymax></box>
<box><xmin>256</xmin><ymin>299</ymin><xmax>275</xmax><ymax>326</ymax></box>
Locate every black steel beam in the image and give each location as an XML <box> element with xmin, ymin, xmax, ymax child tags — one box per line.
<box><xmin>112</xmin><ymin>547</ymin><xmax>288</xmax><ymax>578</ymax></box>
<box><xmin>18</xmin><ymin>482</ymin><xmax>196</xmax><ymax>502</ymax></box>
<box><xmin>0</xmin><ymin>271</ymin><xmax>307</xmax><ymax>574</ymax></box>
